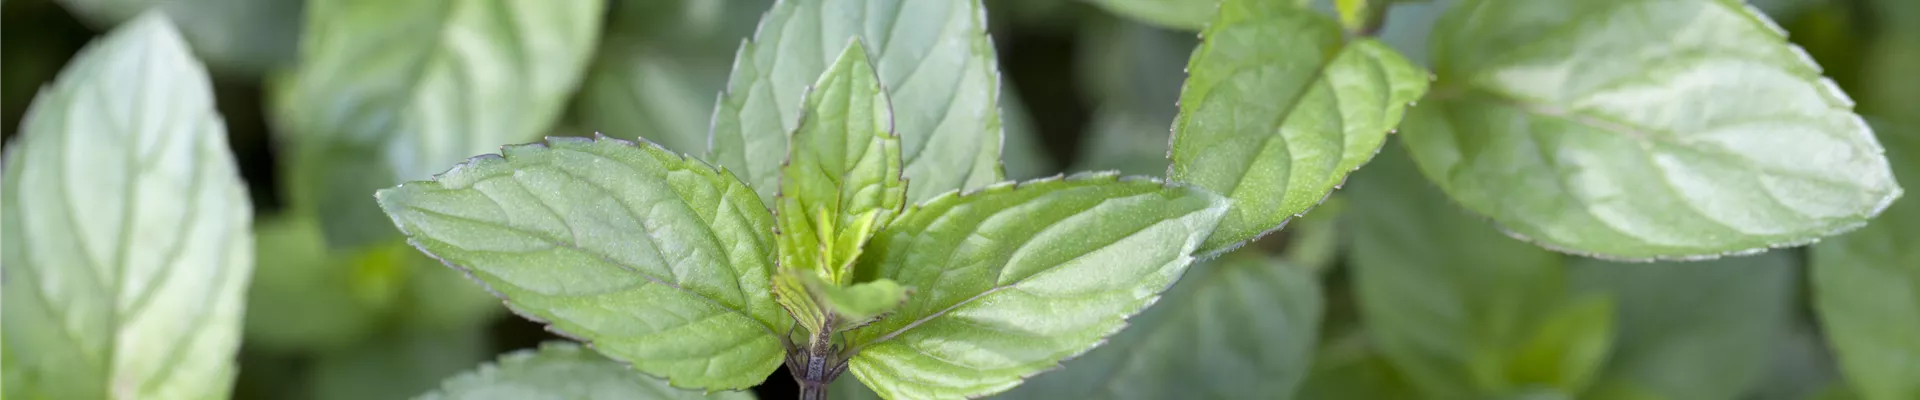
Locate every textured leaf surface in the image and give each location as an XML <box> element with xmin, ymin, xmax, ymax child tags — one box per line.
<box><xmin>1347</xmin><ymin>144</ymin><xmax>1601</xmax><ymax>398</ymax></box>
<box><xmin>775</xmin><ymin>40</ymin><xmax>906</xmax><ymax>281</ymax></box>
<box><xmin>1402</xmin><ymin>0</ymin><xmax>1900</xmax><ymax>259</ymax></box>
<box><xmin>376</xmin><ymin>137</ymin><xmax>787</xmax><ymax>390</ymax></box>
<box><xmin>1813</xmin><ymin>124</ymin><xmax>1920</xmax><ymax>400</ymax></box>
<box><xmin>0</xmin><ymin>15</ymin><xmax>253</xmax><ymax>400</ymax></box>
<box><xmin>1169</xmin><ymin>0</ymin><xmax>1429</xmax><ymax>255</ymax></box>
<box><xmin>841</xmin><ymin>174</ymin><xmax>1230</xmax><ymax>399</ymax></box>
<box><xmin>1085</xmin><ymin>0</ymin><xmax>1217</xmax><ymax>30</ymax></box>
<box><xmin>996</xmin><ymin>255</ymin><xmax>1322</xmax><ymax>399</ymax></box>
<box><xmin>278</xmin><ymin>0</ymin><xmax>605</xmax><ymax>248</ymax></box>
<box><xmin>1572</xmin><ymin>253</ymin><xmax>1795</xmax><ymax>400</ymax></box>
<box><xmin>419</xmin><ymin>342</ymin><xmax>756</xmax><ymax>400</ymax></box>
<box><xmin>709</xmin><ymin>0</ymin><xmax>1005</xmax><ymax>205</ymax></box>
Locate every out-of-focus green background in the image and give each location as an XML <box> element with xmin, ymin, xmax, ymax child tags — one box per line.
<box><xmin>2</xmin><ymin>0</ymin><xmax>1915</xmax><ymax>398</ymax></box>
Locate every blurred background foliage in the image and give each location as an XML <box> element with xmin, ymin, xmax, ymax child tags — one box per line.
<box><xmin>1</xmin><ymin>0</ymin><xmax>1915</xmax><ymax>398</ymax></box>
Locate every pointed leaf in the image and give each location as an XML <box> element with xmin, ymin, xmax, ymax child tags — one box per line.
<box><xmin>817</xmin><ymin>279</ymin><xmax>909</xmax><ymax>332</ymax></box>
<box><xmin>419</xmin><ymin>342</ymin><xmax>756</xmax><ymax>400</ymax></box>
<box><xmin>841</xmin><ymin>173</ymin><xmax>1230</xmax><ymax>399</ymax></box>
<box><xmin>1348</xmin><ymin>144</ymin><xmax>1587</xmax><ymax>398</ymax></box>
<box><xmin>710</xmin><ymin>0</ymin><xmax>1005</xmax><ymax>205</ymax></box>
<box><xmin>776</xmin><ymin>40</ymin><xmax>906</xmax><ymax>281</ymax></box>
<box><xmin>996</xmin><ymin>255</ymin><xmax>1322</xmax><ymax>399</ymax></box>
<box><xmin>0</xmin><ymin>14</ymin><xmax>254</xmax><ymax>399</ymax></box>
<box><xmin>1169</xmin><ymin>0</ymin><xmax>1429</xmax><ymax>255</ymax></box>
<box><xmin>1813</xmin><ymin>123</ymin><xmax>1920</xmax><ymax>400</ymax></box>
<box><xmin>375</xmin><ymin>136</ymin><xmax>788</xmax><ymax>390</ymax></box>
<box><xmin>1572</xmin><ymin>253</ymin><xmax>1795</xmax><ymax>400</ymax></box>
<box><xmin>277</xmin><ymin>0</ymin><xmax>606</xmax><ymax>248</ymax></box>
<box><xmin>1402</xmin><ymin>0</ymin><xmax>1901</xmax><ymax>259</ymax></box>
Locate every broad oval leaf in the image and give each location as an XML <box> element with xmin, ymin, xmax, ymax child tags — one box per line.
<box><xmin>1402</xmin><ymin>0</ymin><xmax>1901</xmax><ymax>259</ymax></box>
<box><xmin>1085</xmin><ymin>0</ymin><xmax>1217</xmax><ymax>31</ymax></box>
<box><xmin>775</xmin><ymin>39</ymin><xmax>907</xmax><ymax>281</ymax></box>
<box><xmin>278</xmin><ymin>0</ymin><xmax>606</xmax><ymax>248</ymax></box>
<box><xmin>1169</xmin><ymin>0</ymin><xmax>1429</xmax><ymax>255</ymax></box>
<box><xmin>375</xmin><ymin>136</ymin><xmax>788</xmax><ymax>390</ymax></box>
<box><xmin>0</xmin><ymin>14</ymin><xmax>254</xmax><ymax>400</ymax></box>
<box><xmin>418</xmin><ymin>342</ymin><xmax>756</xmax><ymax>400</ymax></box>
<box><xmin>1572</xmin><ymin>253</ymin><xmax>1795</xmax><ymax>400</ymax></box>
<box><xmin>841</xmin><ymin>173</ymin><xmax>1230</xmax><ymax>399</ymax></box>
<box><xmin>1348</xmin><ymin>144</ymin><xmax>1603</xmax><ymax>398</ymax></box>
<box><xmin>995</xmin><ymin>255</ymin><xmax>1322</xmax><ymax>399</ymax></box>
<box><xmin>1813</xmin><ymin>123</ymin><xmax>1920</xmax><ymax>400</ymax></box>
<box><xmin>709</xmin><ymin>0</ymin><xmax>1005</xmax><ymax>205</ymax></box>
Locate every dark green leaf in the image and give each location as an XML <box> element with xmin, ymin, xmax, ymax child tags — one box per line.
<box><xmin>1403</xmin><ymin>0</ymin><xmax>1901</xmax><ymax>259</ymax></box>
<box><xmin>1813</xmin><ymin>123</ymin><xmax>1920</xmax><ymax>400</ymax></box>
<box><xmin>376</xmin><ymin>137</ymin><xmax>787</xmax><ymax>390</ymax></box>
<box><xmin>1</xmin><ymin>14</ymin><xmax>253</xmax><ymax>399</ymax></box>
<box><xmin>1572</xmin><ymin>253</ymin><xmax>1796</xmax><ymax>400</ymax></box>
<box><xmin>1084</xmin><ymin>0</ymin><xmax>1217</xmax><ymax>30</ymax></box>
<box><xmin>842</xmin><ymin>173</ymin><xmax>1230</xmax><ymax>399</ymax></box>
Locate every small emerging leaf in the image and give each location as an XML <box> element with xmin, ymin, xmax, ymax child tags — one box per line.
<box><xmin>842</xmin><ymin>173</ymin><xmax>1230</xmax><ymax>399</ymax></box>
<box><xmin>376</xmin><ymin>136</ymin><xmax>787</xmax><ymax>390</ymax></box>
<box><xmin>1170</xmin><ymin>0</ymin><xmax>1429</xmax><ymax>255</ymax></box>
<box><xmin>418</xmin><ymin>342</ymin><xmax>755</xmax><ymax>400</ymax></box>
<box><xmin>774</xmin><ymin>272</ymin><xmax>909</xmax><ymax>338</ymax></box>
<box><xmin>1</xmin><ymin>14</ymin><xmax>254</xmax><ymax>400</ymax></box>
<box><xmin>775</xmin><ymin>39</ymin><xmax>907</xmax><ymax>283</ymax></box>
<box><xmin>1403</xmin><ymin>0</ymin><xmax>1901</xmax><ymax>259</ymax></box>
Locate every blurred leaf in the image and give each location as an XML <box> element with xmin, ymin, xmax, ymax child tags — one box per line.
<box><xmin>1084</xmin><ymin>0</ymin><xmax>1216</xmax><ymax>30</ymax></box>
<box><xmin>709</xmin><ymin>0</ymin><xmax>1006</xmax><ymax>205</ymax></box>
<box><xmin>276</xmin><ymin>0</ymin><xmax>606</xmax><ymax>249</ymax></box>
<box><xmin>52</xmin><ymin>0</ymin><xmax>303</xmax><ymax>74</ymax></box>
<box><xmin>376</xmin><ymin>137</ymin><xmax>788</xmax><ymax>390</ymax></box>
<box><xmin>1813</xmin><ymin>123</ymin><xmax>1920</xmax><ymax>400</ymax></box>
<box><xmin>1</xmin><ymin>14</ymin><xmax>252</xmax><ymax>399</ymax></box>
<box><xmin>310</xmin><ymin>329</ymin><xmax>487</xmax><ymax>400</ymax></box>
<box><xmin>1507</xmin><ymin>294</ymin><xmax>1613</xmax><ymax>392</ymax></box>
<box><xmin>244</xmin><ymin>216</ymin><xmax>383</xmax><ymax>350</ymax></box>
<box><xmin>1857</xmin><ymin>1</ymin><xmax>1920</xmax><ymax>124</ymax></box>
<box><xmin>1347</xmin><ymin>144</ymin><xmax>1594</xmax><ymax>398</ymax></box>
<box><xmin>568</xmin><ymin>0</ymin><xmax>770</xmax><ymax>154</ymax></box>
<box><xmin>1170</xmin><ymin>0</ymin><xmax>1428</xmax><ymax>255</ymax></box>
<box><xmin>1298</xmin><ymin>332</ymin><xmax>1422</xmax><ymax>399</ymax></box>
<box><xmin>1072</xmin><ymin>18</ymin><xmax>1191</xmax><ymax>176</ymax></box>
<box><xmin>1571</xmin><ymin>253</ymin><xmax>1796</xmax><ymax>400</ymax></box>
<box><xmin>842</xmin><ymin>174</ymin><xmax>1229</xmax><ymax>399</ymax></box>
<box><xmin>1284</xmin><ymin>195</ymin><xmax>1346</xmax><ymax>274</ymax></box>
<box><xmin>828</xmin><ymin>377</ymin><xmax>882</xmax><ymax>400</ymax></box>
<box><xmin>1403</xmin><ymin>0</ymin><xmax>1900</xmax><ymax>260</ymax></box>
<box><xmin>996</xmin><ymin>254</ymin><xmax>1322</xmax><ymax>399</ymax></box>
<box><xmin>419</xmin><ymin>342</ymin><xmax>756</xmax><ymax>400</ymax></box>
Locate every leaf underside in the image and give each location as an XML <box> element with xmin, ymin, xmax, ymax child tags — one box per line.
<box><xmin>1403</xmin><ymin>0</ymin><xmax>1901</xmax><ymax>260</ymax></box>
<box><xmin>840</xmin><ymin>173</ymin><xmax>1230</xmax><ymax>399</ymax></box>
<box><xmin>377</xmin><ymin>136</ymin><xmax>787</xmax><ymax>390</ymax></box>
<box><xmin>2</xmin><ymin>14</ymin><xmax>253</xmax><ymax>400</ymax></box>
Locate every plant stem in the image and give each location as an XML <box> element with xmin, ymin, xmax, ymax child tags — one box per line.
<box><xmin>792</xmin><ymin>324</ymin><xmax>844</xmax><ymax>400</ymax></box>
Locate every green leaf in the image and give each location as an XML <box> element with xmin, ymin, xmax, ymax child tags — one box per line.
<box><xmin>0</xmin><ymin>14</ymin><xmax>253</xmax><ymax>400</ymax></box>
<box><xmin>1572</xmin><ymin>253</ymin><xmax>1796</xmax><ymax>400</ymax></box>
<box><xmin>1506</xmin><ymin>294</ymin><xmax>1614</xmax><ymax>392</ymax></box>
<box><xmin>1169</xmin><ymin>0</ymin><xmax>1429</xmax><ymax>255</ymax></box>
<box><xmin>1402</xmin><ymin>0</ymin><xmax>1901</xmax><ymax>259</ymax></box>
<box><xmin>311</xmin><ymin>328</ymin><xmax>489</xmax><ymax>400</ymax></box>
<box><xmin>1813</xmin><ymin>123</ymin><xmax>1920</xmax><ymax>400</ymax></box>
<box><xmin>419</xmin><ymin>342</ymin><xmax>756</xmax><ymax>400</ymax></box>
<box><xmin>841</xmin><ymin>173</ymin><xmax>1230</xmax><ymax>399</ymax></box>
<box><xmin>569</xmin><ymin>0</ymin><xmax>772</xmax><ymax>154</ymax></box>
<box><xmin>1347</xmin><ymin>144</ymin><xmax>1591</xmax><ymax>398</ymax></box>
<box><xmin>775</xmin><ymin>271</ymin><xmax>910</xmax><ymax>338</ymax></box>
<box><xmin>243</xmin><ymin>216</ymin><xmax>383</xmax><ymax>350</ymax></box>
<box><xmin>996</xmin><ymin>255</ymin><xmax>1322</xmax><ymax>399</ymax></box>
<box><xmin>709</xmin><ymin>0</ymin><xmax>1006</xmax><ymax>206</ymax></box>
<box><xmin>375</xmin><ymin>136</ymin><xmax>788</xmax><ymax>390</ymax></box>
<box><xmin>1072</xmin><ymin>17</ymin><xmax>1192</xmax><ymax>177</ymax></box>
<box><xmin>277</xmin><ymin>0</ymin><xmax>606</xmax><ymax>248</ymax></box>
<box><xmin>1085</xmin><ymin>0</ymin><xmax>1218</xmax><ymax>30</ymax></box>
<box><xmin>52</xmin><ymin>0</ymin><xmax>303</xmax><ymax>74</ymax></box>
<box><xmin>775</xmin><ymin>40</ymin><xmax>907</xmax><ymax>282</ymax></box>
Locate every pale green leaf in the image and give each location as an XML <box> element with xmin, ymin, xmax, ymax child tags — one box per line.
<box><xmin>278</xmin><ymin>0</ymin><xmax>606</xmax><ymax>248</ymax></box>
<box><xmin>775</xmin><ymin>40</ymin><xmax>907</xmax><ymax>281</ymax></box>
<box><xmin>375</xmin><ymin>136</ymin><xmax>788</xmax><ymax>390</ymax></box>
<box><xmin>816</xmin><ymin>279</ymin><xmax>909</xmax><ymax>332</ymax></box>
<box><xmin>1813</xmin><ymin>123</ymin><xmax>1920</xmax><ymax>400</ymax></box>
<box><xmin>1084</xmin><ymin>0</ymin><xmax>1217</xmax><ymax>30</ymax></box>
<box><xmin>1402</xmin><ymin>0</ymin><xmax>1901</xmax><ymax>259</ymax></box>
<box><xmin>1347</xmin><ymin>144</ymin><xmax>1591</xmax><ymax>398</ymax></box>
<box><xmin>570</xmin><ymin>0</ymin><xmax>772</xmax><ymax>154</ymax></box>
<box><xmin>419</xmin><ymin>342</ymin><xmax>756</xmax><ymax>400</ymax></box>
<box><xmin>842</xmin><ymin>173</ymin><xmax>1230</xmax><ymax>399</ymax></box>
<box><xmin>709</xmin><ymin>0</ymin><xmax>1005</xmax><ymax>205</ymax></box>
<box><xmin>1572</xmin><ymin>253</ymin><xmax>1796</xmax><ymax>400</ymax></box>
<box><xmin>996</xmin><ymin>255</ymin><xmax>1322</xmax><ymax>399</ymax></box>
<box><xmin>1169</xmin><ymin>0</ymin><xmax>1429</xmax><ymax>255</ymax></box>
<box><xmin>0</xmin><ymin>14</ymin><xmax>253</xmax><ymax>400</ymax></box>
